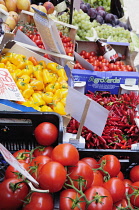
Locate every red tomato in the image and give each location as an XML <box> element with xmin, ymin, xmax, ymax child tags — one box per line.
<box><xmin>130</xmin><ymin>165</ymin><xmax>139</xmax><ymax>182</ymax></box>
<box><xmin>23</xmin><ymin>192</ymin><xmax>54</xmax><ymax>210</ymax></box>
<box><xmin>34</xmin><ymin>122</ymin><xmax>58</xmax><ymax>146</ymax></box>
<box><xmin>80</xmin><ymin>157</ymin><xmax>98</xmax><ymax>169</ymax></box>
<box><xmin>103</xmin><ymin>177</ymin><xmax>125</xmax><ymax>203</ymax></box>
<box><xmin>116</xmin><ymin>171</ymin><xmax>124</xmax><ymax>180</ymax></box>
<box><xmin>128</xmin><ymin>181</ymin><xmax>139</xmax><ymax>207</ymax></box>
<box><xmin>80</xmin><ymin>50</ymin><xmax>86</xmax><ymax>56</ymax></box>
<box><xmin>59</xmin><ymin>189</ymin><xmax>86</xmax><ymax>210</ymax></box>
<box><xmin>35</xmin><ymin>40</ymin><xmax>43</xmax><ymax>46</ymax></box>
<box><xmin>30</xmin><ymin>155</ymin><xmax>51</xmax><ymax>181</ymax></box>
<box><xmin>123</xmin><ymin>179</ymin><xmax>132</xmax><ymax>197</ymax></box>
<box><xmin>33</xmin><ymin>146</ymin><xmax>53</xmax><ymax>157</ymax></box>
<box><xmin>13</xmin><ymin>149</ymin><xmax>31</xmax><ymax>164</ymax></box>
<box><xmin>84</xmin><ymin>52</ymin><xmax>90</xmax><ymax>59</ymax></box>
<box><xmin>51</xmin><ymin>143</ymin><xmax>79</xmax><ymax>166</ymax></box>
<box><xmin>0</xmin><ymin>178</ymin><xmax>29</xmax><ymax>209</ymax></box>
<box><xmin>90</xmin><ymin>51</ymin><xmax>97</xmax><ymax>56</ymax></box>
<box><xmin>98</xmin><ymin>155</ymin><xmax>121</xmax><ymax>177</ymax></box>
<box><xmin>91</xmin><ymin>170</ymin><xmax>104</xmax><ymax>187</ymax></box>
<box><xmin>67</xmin><ymin>161</ymin><xmax>94</xmax><ymax>191</ymax></box>
<box><xmin>5</xmin><ymin>161</ymin><xmax>29</xmax><ymax>180</ymax></box>
<box><xmin>112</xmin><ymin>198</ymin><xmax>129</xmax><ymax>210</ymax></box>
<box><xmin>38</xmin><ymin>161</ymin><xmax>67</xmax><ymax>193</ymax></box>
<box><xmin>84</xmin><ymin>186</ymin><xmax>113</xmax><ymax>210</ymax></box>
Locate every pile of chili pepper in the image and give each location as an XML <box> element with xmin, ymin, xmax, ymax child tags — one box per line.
<box><xmin>66</xmin><ymin>91</ymin><xmax>139</xmax><ymax>149</ymax></box>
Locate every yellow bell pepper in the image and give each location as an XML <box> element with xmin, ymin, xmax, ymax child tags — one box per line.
<box><xmin>42</xmin><ymin>69</ymin><xmax>53</xmax><ymax>84</ymax></box>
<box><xmin>41</xmin><ymin>92</ymin><xmax>53</xmax><ymax>104</ymax></box>
<box><xmin>16</xmin><ymin>80</ymin><xmax>27</xmax><ymax>91</ymax></box>
<box><xmin>41</xmin><ymin>105</ymin><xmax>53</xmax><ymax>112</ymax></box>
<box><xmin>38</xmin><ymin>60</ymin><xmax>47</xmax><ymax>69</ymax></box>
<box><xmin>54</xmin><ymin>88</ymin><xmax>68</xmax><ymax>99</ymax></box>
<box><xmin>53</xmin><ymin>101</ymin><xmax>66</xmax><ymax>115</ymax></box>
<box><xmin>21</xmin><ymin>68</ymin><xmax>33</xmax><ymax>76</ymax></box>
<box><xmin>46</xmin><ymin>62</ymin><xmax>58</xmax><ymax>73</ymax></box>
<box><xmin>56</xmin><ymin>67</ymin><xmax>68</xmax><ymax>81</ymax></box>
<box><xmin>33</xmin><ymin>69</ymin><xmax>43</xmax><ymax>82</ymax></box>
<box><xmin>45</xmin><ymin>83</ymin><xmax>56</xmax><ymax>93</ymax></box>
<box><xmin>16</xmin><ymin>61</ymin><xmax>27</xmax><ymax>70</ymax></box>
<box><xmin>61</xmin><ymin>97</ymin><xmax>67</xmax><ymax>106</ymax></box>
<box><xmin>30</xmin><ymin>80</ymin><xmax>44</xmax><ymax>91</ymax></box>
<box><xmin>0</xmin><ymin>56</ymin><xmax>8</xmax><ymax>64</ymax></box>
<box><xmin>22</xmin><ymin>85</ymin><xmax>34</xmax><ymax>99</ymax></box>
<box><xmin>19</xmin><ymin>75</ymin><xmax>30</xmax><ymax>84</ymax></box>
<box><xmin>0</xmin><ymin>63</ymin><xmax>5</xmax><ymax>68</ymax></box>
<box><xmin>5</xmin><ymin>61</ymin><xmax>17</xmax><ymax>72</ymax></box>
<box><xmin>32</xmin><ymin>92</ymin><xmax>45</xmax><ymax>106</ymax></box>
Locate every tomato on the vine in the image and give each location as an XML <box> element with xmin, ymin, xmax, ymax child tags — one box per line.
<box><xmin>129</xmin><ymin>165</ymin><xmax>139</xmax><ymax>182</ymax></box>
<box><xmin>38</xmin><ymin>161</ymin><xmax>67</xmax><ymax>192</ymax></box>
<box><xmin>33</xmin><ymin>146</ymin><xmax>53</xmax><ymax>157</ymax></box>
<box><xmin>103</xmin><ymin>177</ymin><xmax>125</xmax><ymax>203</ymax></box>
<box><xmin>67</xmin><ymin>160</ymin><xmax>94</xmax><ymax>191</ymax></box>
<box><xmin>29</xmin><ymin>155</ymin><xmax>51</xmax><ymax>181</ymax></box>
<box><xmin>128</xmin><ymin>181</ymin><xmax>139</xmax><ymax>207</ymax></box>
<box><xmin>5</xmin><ymin>160</ymin><xmax>30</xmax><ymax>180</ymax></box>
<box><xmin>84</xmin><ymin>186</ymin><xmax>113</xmax><ymax>210</ymax></box>
<box><xmin>98</xmin><ymin>154</ymin><xmax>121</xmax><ymax>177</ymax></box>
<box><xmin>80</xmin><ymin>157</ymin><xmax>98</xmax><ymax>169</ymax></box>
<box><xmin>13</xmin><ymin>149</ymin><xmax>31</xmax><ymax>164</ymax></box>
<box><xmin>23</xmin><ymin>192</ymin><xmax>54</xmax><ymax>210</ymax></box>
<box><xmin>0</xmin><ymin>178</ymin><xmax>29</xmax><ymax>209</ymax></box>
<box><xmin>59</xmin><ymin>189</ymin><xmax>86</xmax><ymax>210</ymax></box>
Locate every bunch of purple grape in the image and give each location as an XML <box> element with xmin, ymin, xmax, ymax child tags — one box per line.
<box><xmin>0</xmin><ymin>18</ymin><xmax>4</xmax><ymax>37</ymax></box>
<box><xmin>80</xmin><ymin>1</ymin><xmax>132</xmax><ymax>31</ymax></box>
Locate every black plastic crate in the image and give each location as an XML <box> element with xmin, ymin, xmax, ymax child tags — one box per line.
<box><xmin>0</xmin><ymin>111</ymin><xmax>63</xmax><ymax>151</ymax></box>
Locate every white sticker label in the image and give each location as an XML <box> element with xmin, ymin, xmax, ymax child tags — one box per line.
<box><xmin>0</xmin><ymin>143</ymin><xmax>39</xmax><ymax>185</ymax></box>
<box><xmin>0</xmin><ymin>68</ymin><xmax>25</xmax><ymax>101</ymax></box>
<box><xmin>131</xmin><ymin>143</ymin><xmax>139</xmax><ymax>150</ymax></box>
<box><xmin>125</xmin><ymin>78</ymin><xmax>136</xmax><ymax>86</ymax></box>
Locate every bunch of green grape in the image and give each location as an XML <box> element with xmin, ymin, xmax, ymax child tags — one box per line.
<box><xmin>93</xmin><ymin>22</ymin><xmax>132</xmax><ymax>43</ymax></box>
<box><xmin>57</xmin><ymin>10</ymin><xmax>95</xmax><ymax>40</ymax></box>
<box><xmin>83</xmin><ymin>0</ymin><xmax>111</xmax><ymax>12</ymax></box>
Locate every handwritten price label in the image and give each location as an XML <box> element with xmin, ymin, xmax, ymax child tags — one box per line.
<box><xmin>0</xmin><ymin>68</ymin><xmax>25</xmax><ymax>101</ymax></box>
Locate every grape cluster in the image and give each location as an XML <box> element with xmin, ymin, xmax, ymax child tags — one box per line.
<box><xmin>0</xmin><ymin>18</ymin><xmax>4</xmax><ymax>37</ymax></box>
<box><xmin>82</xmin><ymin>0</ymin><xmax>111</xmax><ymax>12</ymax></box>
<box><xmin>93</xmin><ymin>21</ymin><xmax>132</xmax><ymax>43</ymax></box>
<box><xmin>80</xmin><ymin>2</ymin><xmax>131</xmax><ymax>31</ymax></box>
<box><xmin>57</xmin><ymin>10</ymin><xmax>94</xmax><ymax>40</ymax></box>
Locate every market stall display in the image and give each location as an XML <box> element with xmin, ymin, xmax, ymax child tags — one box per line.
<box><xmin>1</xmin><ymin>0</ymin><xmax>139</xmax><ymax>209</ymax></box>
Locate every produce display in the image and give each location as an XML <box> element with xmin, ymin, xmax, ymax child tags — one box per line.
<box><xmin>67</xmin><ymin>92</ymin><xmax>139</xmax><ymax>149</ymax></box>
<box><xmin>1</xmin><ymin>139</ymin><xmax>139</xmax><ymax>209</ymax></box>
<box><xmin>15</xmin><ymin>24</ymin><xmax>74</xmax><ymax>56</ymax></box>
<box><xmin>0</xmin><ymin>52</ymin><xmax>68</xmax><ymax>115</ymax></box>
<box><xmin>1</xmin><ymin>0</ymin><xmax>139</xmax><ymax>209</ymax></box>
<box><xmin>74</xmin><ymin>49</ymin><xmax>134</xmax><ymax>71</ymax></box>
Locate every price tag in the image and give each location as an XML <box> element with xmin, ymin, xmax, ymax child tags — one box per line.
<box><xmin>131</xmin><ymin>143</ymin><xmax>139</xmax><ymax>150</ymax></box>
<box><xmin>0</xmin><ymin>143</ymin><xmax>39</xmax><ymax>186</ymax></box>
<box><xmin>125</xmin><ymin>78</ymin><xmax>136</xmax><ymax>86</ymax></box>
<box><xmin>0</xmin><ymin>68</ymin><xmax>25</xmax><ymax>101</ymax></box>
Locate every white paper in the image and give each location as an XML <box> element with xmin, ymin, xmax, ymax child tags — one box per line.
<box><xmin>14</xmin><ymin>30</ymin><xmax>37</xmax><ymax>47</ymax></box>
<box><xmin>0</xmin><ymin>143</ymin><xmax>39</xmax><ymax>185</ymax></box>
<box><xmin>66</xmin><ymin>86</ymin><xmax>109</xmax><ymax>136</ymax></box>
<box><xmin>0</xmin><ymin>68</ymin><xmax>25</xmax><ymax>101</ymax></box>
<box><xmin>73</xmin><ymin>0</ymin><xmax>81</xmax><ymax>11</ymax></box>
<box><xmin>74</xmin><ymin>51</ymin><xmax>94</xmax><ymax>71</ymax></box>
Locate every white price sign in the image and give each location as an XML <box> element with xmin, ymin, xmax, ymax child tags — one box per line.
<box><xmin>0</xmin><ymin>68</ymin><xmax>25</xmax><ymax>101</ymax></box>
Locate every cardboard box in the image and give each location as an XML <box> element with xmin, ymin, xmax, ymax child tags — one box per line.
<box><xmin>72</xmin><ymin>69</ymin><xmax>139</xmax><ymax>95</ymax></box>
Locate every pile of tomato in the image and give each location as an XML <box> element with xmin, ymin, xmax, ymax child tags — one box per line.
<box><xmin>1</xmin><ymin>134</ymin><xmax>139</xmax><ymax>209</ymax></box>
<box><xmin>74</xmin><ymin>50</ymin><xmax>134</xmax><ymax>72</ymax></box>
<box><xmin>16</xmin><ymin>24</ymin><xmax>74</xmax><ymax>57</ymax></box>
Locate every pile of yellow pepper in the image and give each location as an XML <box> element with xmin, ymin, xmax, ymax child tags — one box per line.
<box><xmin>0</xmin><ymin>52</ymin><xmax>69</xmax><ymax>115</ymax></box>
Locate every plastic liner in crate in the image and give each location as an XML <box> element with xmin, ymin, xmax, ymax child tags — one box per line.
<box><xmin>0</xmin><ymin>111</ymin><xmax>63</xmax><ymax>152</ymax></box>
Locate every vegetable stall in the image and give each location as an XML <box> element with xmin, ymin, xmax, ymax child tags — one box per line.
<box><xmin>0</xmin><ymin>0</ymin><xmax>139</xmax><ymax>209</ymax></box>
